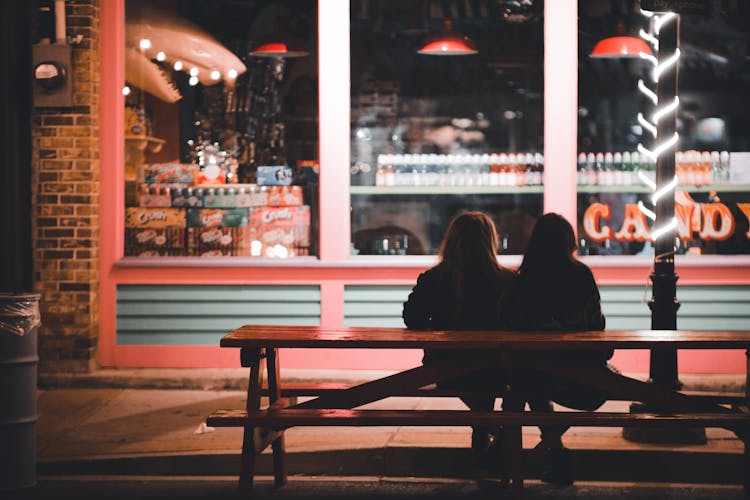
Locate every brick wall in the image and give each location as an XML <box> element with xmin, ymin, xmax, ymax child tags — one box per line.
<box><xmin>32</xmin><ymin>0</ymin><xmax>100</xmax><ymax>373</ymax></box>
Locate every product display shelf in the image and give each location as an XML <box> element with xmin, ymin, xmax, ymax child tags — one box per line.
<box><xmin>350</xmin><ymin>185</ymin><xmax>545</xmax><ymax>195</ymax></box>
<box><xmin>577</xmin><ymin>183</ymin><xmax>750</xmax><ymax>194</ymax></box>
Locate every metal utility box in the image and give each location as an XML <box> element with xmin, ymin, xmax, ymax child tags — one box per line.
<box><xmin>32</xmin><ymin>44</ymin><xmax>73</xmax><ymax>108</ymax></box>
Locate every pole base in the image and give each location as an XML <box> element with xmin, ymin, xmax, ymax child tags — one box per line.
<box><xmin>621</xmin><ymin>402</ymin><xmax>707</xmax><ymax>444</ymax></box>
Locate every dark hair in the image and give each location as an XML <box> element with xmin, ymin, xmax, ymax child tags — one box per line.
<box><xmin>439</xmin><ymin>211</ymin><xmax>500</xmax><ymax>270</ymax></box>
<box><xmin>519</xmin><ymin>213</ymin><xmax>577</xmax><ymax>275</ymax></box>
<box><xmin>437</xmin><ymin>211</ymin><xmax>504</xmax><ymax>312</ymax></box>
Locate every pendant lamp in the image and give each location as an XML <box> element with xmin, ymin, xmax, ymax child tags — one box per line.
<box><xmin>418</xmin><ymin>18</ymin><xmax>477</xmax><ymax>56</ymax></box>
<box><xmin>250</xmin><ymin>36</ymin><xmax>309</xmax><ymax>58</ymax></box>
<box><xmin>590</xmin><ymin>36</ymin><xmax>652</xmax><ymax>58</ymax></box>
<box><xmin>249</xmin><ymin>6</ymin><xmax>309</xmax><ymax>58</ymax></box>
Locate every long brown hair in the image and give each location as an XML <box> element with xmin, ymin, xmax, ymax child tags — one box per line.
<box><xmin>437</xmin><ymin>211</ymin><xmax>504</xmax><ymax>315</ymax></box>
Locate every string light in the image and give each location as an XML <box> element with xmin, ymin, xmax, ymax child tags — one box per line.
<box><xmin>635</xmin><ymin>10</ymin><xmax>681</xmax><ymax>242</ymax></box>
<box><xmin>227</xmin><ymin>69</ymin><xmax>238</xmax><ymax>79</ymax></box>
<box><xmin>210</xmin><ymin>70</ymin><xmax>221</xmax><ymax>80</ymax></box>
<box><xmin>189</xmin><ymin>67</ymin><xmax>199</xmax><ymax>77</ymax></box>
<box><xmin>156</xmin><ymin>51</ymin><xmax>166</xmax><ymax>62</ymax></box>
<box><xmin>173</xmin><ymin>61</ymin><xmax>183</xmax><ymax>71</ymax></box>
<box><xmin>189</xmin><ymin>76</ymin><xmax>199</xmax><ymax>86</ymax></box>
<box><xmin>122</xmin><ymin>86</ymin><xmax>131</xmax><ymax>96</ymax></box>
<box><xmin>139</xmin><ymin>38</ymin><xmax>152</xmax><ymax>50</ymax></box>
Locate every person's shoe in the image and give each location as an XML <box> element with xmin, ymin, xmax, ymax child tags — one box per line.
<box><xmin>471</xmin><ymin>426</ymin><xmax>491</xmax><ymax>457</ymax></box>
<box><xmin>540</xmin><ymin>447</ymin><xmax>573</xmax><ymax>486</ymax></box>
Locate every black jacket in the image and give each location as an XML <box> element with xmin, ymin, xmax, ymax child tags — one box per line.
<box><xmin>403</xmin><ymin>263</ymin><xmax>516</xmax><ymax>364</ymax></box>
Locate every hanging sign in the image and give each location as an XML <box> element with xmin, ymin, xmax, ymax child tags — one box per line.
<box><xmin>640</xmin><ymin>0</ymin><xmax>709</xmax><ymax>14</ymax></box>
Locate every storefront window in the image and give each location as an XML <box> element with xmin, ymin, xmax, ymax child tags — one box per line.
<box><xmin>349</xmin><ymin>0</ymin><xmax>544</xmax><ymax>256</ymax></box>
<box><xmin>577</xmin><ymin>1</ymin><xmax>750</xmax><ymax>256</ymax></box>
<box><xmin>123</xmin><ymin>0</ymin><xmax>318</xmax><ymax>258</ymax></box>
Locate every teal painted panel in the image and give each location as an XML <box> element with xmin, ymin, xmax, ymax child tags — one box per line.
<box><xmin>344</xmin><ymin>284</ymin><xmax>750</xmax><ymax>330</ymax></box>
<box><xmin>117</xmin><ymin>285</ymin><xmax>320</xmax><ymax>345</ymax></box>
<box><xmin>118</xmin><ymin>301</ymin><xmax>321</xmax><ymax>317</ymax></box>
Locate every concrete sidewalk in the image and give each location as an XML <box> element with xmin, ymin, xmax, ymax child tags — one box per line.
<box><xmin>34</xmin><ymin>369</ymin><xmax>746</xmax><ymax>488</ymax></box>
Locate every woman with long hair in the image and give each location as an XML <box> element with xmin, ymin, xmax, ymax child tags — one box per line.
<box><xmin>403</xmin><ymin>210</ymin><xmax>515</xmax><ymax>455</ymax></box>
<box><xmin>499</xmin><ymin>212</ymin><xmax>613</xmax><ymax>484</ymax></box>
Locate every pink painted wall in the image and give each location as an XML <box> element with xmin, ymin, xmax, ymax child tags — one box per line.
<box><xmin>99</xmin><ymin>0</ymin><xmax>750</xmax><ymax>376</ymax></box>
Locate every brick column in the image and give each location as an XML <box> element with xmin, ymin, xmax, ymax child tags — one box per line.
<box><xmin>32</xmin><ymin>0</ymin><xmax>101</xmax><ymax>373</ymax></box>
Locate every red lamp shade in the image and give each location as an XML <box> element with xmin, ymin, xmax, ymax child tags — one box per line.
<box><xmin>250</xmin><ymin>36</ymin><xmax>308</xmax><ymax>58</ymax></box>
<box><xmin>418</xmin><ymin>19</ymin><xmax>477</xmax><ymax>56</ymax></box>
<box><xmin>590</xmin><ymin>36</ymin><xmax>653</xmax><ymax>58</ymax></box>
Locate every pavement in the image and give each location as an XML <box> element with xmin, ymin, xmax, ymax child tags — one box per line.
<box><xmin>3</xmin><ymin>369</ymin><xmax>747</xmax><ymax>499</ymax></box>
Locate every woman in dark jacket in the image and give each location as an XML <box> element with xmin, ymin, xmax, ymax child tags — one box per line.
<box><xmin>498</xmin><ymin>212</ymin><xmax>614</xmax><ymax>483</ymax></box>
<box><xmin>403</xmin><ymin>211</ymin><xmax>515</xmax><ymax>454</ymax></box>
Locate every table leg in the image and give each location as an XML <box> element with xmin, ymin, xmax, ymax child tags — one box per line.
<box><xmin>266</xmin><ymin>347</ymin><xmax>287</xmax><ymax>487</ymax></box>
<box><xmin>239</xmin><ymin>347</ymin><xmax>265</xmax><ymax>496</ymax></box>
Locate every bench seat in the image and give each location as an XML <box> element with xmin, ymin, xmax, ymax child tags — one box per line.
<box><xmin>207</xmin><ymin>408</ymin><xmax>750</xmax><ymax>431</ymax></box>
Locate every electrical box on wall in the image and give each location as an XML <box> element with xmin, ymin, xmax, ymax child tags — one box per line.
<box><xmin>32</xmin><ymin>44</ymin><xmax>73</xmax><ymax>107</ymax></box>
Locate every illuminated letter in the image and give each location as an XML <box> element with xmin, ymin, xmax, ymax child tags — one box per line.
<box><xmin>614</xmin><ymin>204</ymin><xmax>651</xmax><ymax>242</ymax></box>
<box><xmin>737</xmin><ymin>203</ymin><xmax>750</xmax><ymax>239</ymax></box>
<box><xmin>699</xmin><ymin>203</ymin><xmax>735</xmax><ymax>241</ymax></box>
<box><xmin>674</xmin><ymin>204</ymin><xmax>695</xmax><ymax>241</ymax></box>
<box><xmin>583</xmin><ymin>203</ymin><xmax>613</xmax><ymax>242</ymax></box>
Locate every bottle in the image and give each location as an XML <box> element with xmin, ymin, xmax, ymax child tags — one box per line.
<box><xmin>700</xmin><ymin>151</ymin><xmax>712</xmax><ymax>186</ymax></box>
<box><xmin>622</xmin><ymin>151</ymin><xmax>633</xmax><ymax>186</ymax></box>
<box><xmin>498</xmin><ymin>153</ymin><xmax>509</xmax><ymax>186</ymax></box>
<box><xmin>384</xmin><ymin>164</ymin><xmax>395</xmax><ymax>187</ymax></box>
<box><xmin>533</xmin><ymin>152</ymin><xmax>544</xmax><ymax>185</ymax></box>
<box><xmin>720</xmin><ymin>151</ymin><xmax>730</xmax><ymax>183</ymax></box>
<box><xmin>675</xmin><ymin>151</ymin><xmax>685</xmax><ymax>185</ymax></box>
<box><xmin>710</xmin><ymin>151</ymin><xmax>721</xmax><ymax>185</ymax></box>
<box><xmin>613</xmin><ymin>152</ymin><xmax>623</xmax><ymax>185</ymax></box>
<box><xmin>603</xmin><ymin>152</ymin><xmax>614</xmax><ymax>186</ymax></box>
<box><xmin>585</xmin><ymin>152</ymin><xmax>596</xmax><ymax>185</ymax></box>
<box><xmin>375</xmin><ymin>165</ymin><xmax>385</xmax><ymax>187</ymax></box>
<box><xmin>595</xmin><ymin>152</ymin><xmax>604</xmax><ymax>186</ymax></box>
<box><xmin>578</xmin><ymin>153</ymin><xmax>586</xmax><ymax>186</ymax></box>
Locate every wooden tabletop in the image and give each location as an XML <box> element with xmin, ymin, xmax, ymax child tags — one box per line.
<box><xmin>221</xmin><ymin>325</ymin><xmax>750</xmax><ymax>350</ymax></box>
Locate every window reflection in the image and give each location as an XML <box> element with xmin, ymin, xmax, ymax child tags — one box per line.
<box><xmin>350</xmin><ymin>0</ymin><xmax>545</xmax><ymax>256</ymax></box>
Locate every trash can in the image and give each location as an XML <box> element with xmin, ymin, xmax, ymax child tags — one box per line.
<box><xmin>0</xmin><ymin>293</ymin><xmax>40</xmax><ymax>492</ymax></box>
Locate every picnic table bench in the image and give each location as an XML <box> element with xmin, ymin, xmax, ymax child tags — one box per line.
<box><xmin>206</xmin><ymin>325</ymin><xmax>750</xmax><ymax>498</ymax></box>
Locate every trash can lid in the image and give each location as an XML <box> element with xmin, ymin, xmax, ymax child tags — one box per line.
<box><xmin>0</xmin><ymin>293</ymin><xmax>41</xmax><ymax>303</ymax></box>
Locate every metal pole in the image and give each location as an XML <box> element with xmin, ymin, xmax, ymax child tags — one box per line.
<box><xmin>648</xmin><ymin>14</ymin><xmax>681</xmax><ymax>390</ymax></box>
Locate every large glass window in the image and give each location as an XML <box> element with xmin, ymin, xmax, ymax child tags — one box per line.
<box><xmin>123</xmin><ymin>0</ymin><xmax>318</xmax><ymax>258</ymax></box>
<box><xmin>577</xmin><ymin>1</ymin><xmax>750</xmax><ymax>256</ymax></box>
<box><xmin>349</xmin><ymin>0</ymin><xmax>544</xmax><ymax>256</ymax></box>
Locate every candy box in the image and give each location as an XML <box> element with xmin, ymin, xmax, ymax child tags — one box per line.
<box><xmin>257</xmin><ymin>166</ymin><xmax>293</xmax><ymax>186</ymax></box>
<box><xmin>139</xmin><ymin>163</ymin><xmax>200</xmax><ymax>185</ymax></box>
<box><xmin>248</xmin><ymin>206</ymin><xmax>311</xmax><ymax>249</ymax></box>
<box><xmin>125</xmin><ymin>227</ymin><xmax>185</xmax><ymax>257</ymax></box>
<box><xmin>186</xmin><ymin>226</ymin><xmax>250</xmax><ymax>256</ymax></box>
<box><xmin>266</xmin><ymin>186</ymin><xmax>303</xmax><ymax>206</ymax></box>
<box><xmin>186</xmin><ymin>208</ymin><xmax>248</xmax><ymax>227</ymax></box>
<box><xmin>125</xmin><ymin>208</ymin><xmax>186</xmax><ymax>228</ymax></box>
<box><xmin>137</xmin><ymin>185</ymin><xmax>172</xmax><ymax>207</ymax></box>
<box><xmin>171</xmin><ymin>187</ymin><xmax>204</xmax><ymax>208</ymax></box>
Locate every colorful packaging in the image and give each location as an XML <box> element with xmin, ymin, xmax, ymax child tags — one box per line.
<box><xmin>186</xmin><ymin>227</ymin><xmax>250</xmax><ymax>256</ymax></box>
<box><xmin>186</xmin><ymin>208</ymin><xmax>248</xmax><ymax>227</ymax></box>
<box><xmin>236</xmin><ymin>185</ymin><xmax>267</xmax><ymax>207</ymax></box>
<box><xmin>137</xmin><ymin>185</ymin><xmax>173</xmax><ymax>207</ymax></box>
<box><xmin>125</xmin><ymin>207</ymin><xmax>186</xmax><ymax>228</ymax></box>
<box><xmin>139</xmin><ymin>163</ymin><xmax>200</xmax><ymax>185</ymax></box>
<box><xmin>171</xmin><ymin>187</ymin><xmax>204</xmax><ymax>208</ymax></box>
<box><xmin>266</xmin><ymin>186</ymin><xmax>304</xmax><ymax>207</ymax></box>
<box><xmin>248</xmin><ymin>206</ymin><xmax>311</xmax><ymax>254</ymax></box>
<box><xmin>257</xmin><ymin>166</ymin><xmax>293</xmax><ymax>186</ymax></box>
<box><xmin>125</xmin><ymin>227</ymin><xmax>185</xmax><ymax>257</ymax></box>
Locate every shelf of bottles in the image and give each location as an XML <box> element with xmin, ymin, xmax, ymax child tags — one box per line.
<box><xmin>351</xmin><ymin>152</ymin><xmax>545</xmax><ymax>196</ymax></box>
<box><xmin>576</xmin><ymin>150</ymin><xmax>748</xmax><ymax>193</ymax></box>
